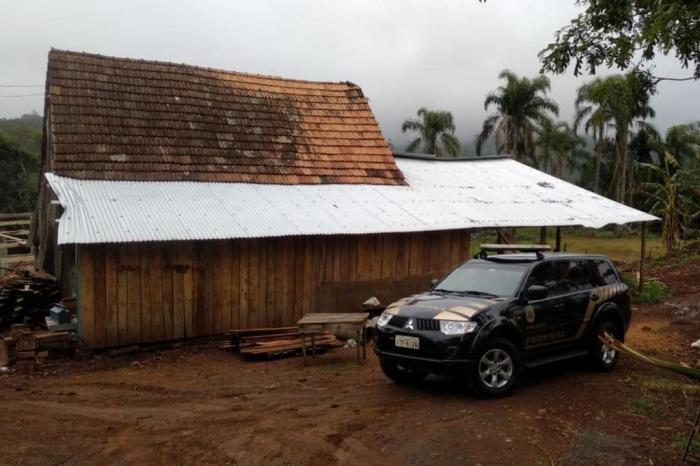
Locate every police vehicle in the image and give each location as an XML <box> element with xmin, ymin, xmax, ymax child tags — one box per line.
<box><xmin>374</xmin><ymin>244</ymin><xmax>631</xmax><ymax>397</ymax></box>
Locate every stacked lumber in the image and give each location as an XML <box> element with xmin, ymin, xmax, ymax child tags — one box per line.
<box><xmin>223</xmin><ymin>326</ymin><xmax>344</xmax><ymax>358</ymax></box>
<box><xmin>0</xmin><ymin>264</ymin><xmax>60</xmax><ymax>330</ymax></box>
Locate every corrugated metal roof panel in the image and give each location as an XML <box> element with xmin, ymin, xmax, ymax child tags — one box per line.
<box><xmin>46</xmin><ymin>158</ymin><xmax>658</xmax><ymax>245</ymax></box>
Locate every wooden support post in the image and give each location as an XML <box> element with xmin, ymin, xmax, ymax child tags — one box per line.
<box><xmin>539</xmin><ymin>227</ymin><xmax>547</xmax><ymax>245</ymax></box>
<box><xmin>555</xmin><ymin>227</ymin><xmax>562</xmax><ymax>252</ymax></box>
<box><xmin>639</xmin><ymin>222</ymin><xmax>646</xmax><ymax>293</ymax></box>
<box><xmin>496</xmin><ymin>229</ymin><xmax>502</xmax><ymax>244</ymax></box>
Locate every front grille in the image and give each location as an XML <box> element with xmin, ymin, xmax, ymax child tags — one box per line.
<box><xmin>417</xmin><ymin>319</ymin><xmax>440</xmax><ymax>331</ymax></box>
<box><xmin>388</xmin><ymin>315</ymin><xmax>409</xmax><ymax>328</ymax></box>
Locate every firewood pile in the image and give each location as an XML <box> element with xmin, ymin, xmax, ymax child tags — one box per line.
<box><xmin>0</xmin><ymin>265</ymin><xmax>60</xmax><ymax>330</ymax></box>
<box><xmin>222</xmin><ymin>326</ymin><xmax>344</xmax><ymax>358</ymax></box>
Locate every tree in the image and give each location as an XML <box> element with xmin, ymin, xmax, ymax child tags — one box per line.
<box><xmin>476</xmin><ymin>70</ymin><xmax>559</xmax><ymax>161</ymax></box>
<box><xmin>401</xmin><ymin>108</ymin><xmax>461</xmax><ymax>157</ymax></box>
<box><xmin>575</xmin><ymin>73</ymin><xmax>655</xmax><ymax>204</ymax></box>
<box><xmin>639</xmin><ymin>153</ymin><xmax>699</xmax><ymax>252</ymax></box>
<box><xmin>574</xmin><ymin>78</ymin><xmax>612</xmax><ymax>193</ymax></box>
<box><xmin>539</xmin><ymin>0</ymin><xmax>700</xmax><ymax>89</ymax></box>
<box><xmin>0</xmin><ymin>134</ymin><xmax>40</xmax><ymax>213</ymax></box>
<box><xmin>664</xmin><ymin>121</ymin><xmax>700</xmax><ymax>170</ymax></box>
<box><xmin>533</xmin><ymin>117</ymin><xmax>585</xmax><ymax>178</ymax></box>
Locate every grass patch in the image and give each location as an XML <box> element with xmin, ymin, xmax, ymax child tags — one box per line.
<box><xmin>635</xmin><ymin>280</ymin><xmax>669</xmax><ymax>304</ymax></box>
<box><xmin>632</xmin><ymin>372</ymin><xmax>700</xmax><ymax>395</ymax></box>
<box><xmin>469</xmin><ymin>227</ymin><xmax>666</xmax><ymax>264</ymax></box>
<box><xmin>627</xmin><ymin>395</ymin><xmax>663</xmax><ymax>419</ymax></box>
<box><xmin>622</xmin><ymin>274</ymin><xmax>668</xmax><ymax>304</ymax></box>
<box><xmin>672</xmin><ymin>432</ymin><xmax>700</xmax><ymax>456</ymax></box>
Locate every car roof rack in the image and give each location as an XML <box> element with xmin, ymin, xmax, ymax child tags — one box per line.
<box><xmin>475</xmin><ymin>244</ymin><xmax>551</xmax><ymax>261</ymax></box>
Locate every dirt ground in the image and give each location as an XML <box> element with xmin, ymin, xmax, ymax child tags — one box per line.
<box><xmin>1</xmin><ymin>259</ymin><xmax>699</xmax><ymax>466</ymax></box>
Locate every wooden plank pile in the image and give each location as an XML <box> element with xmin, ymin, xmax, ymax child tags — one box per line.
<box><xmin>0</xmin><ymin>265</ymin><xmax>60</xmax><ymax>330</ymax></box>
<box><xmin>223</xmin><ymin>326</ymin><xmax>344</xmax><ymax>358</ymax></box>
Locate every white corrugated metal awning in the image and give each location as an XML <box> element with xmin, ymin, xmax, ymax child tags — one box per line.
<box><xmin>46</xmin><ymin>157</ymin><xmax>658</xmax><ymax>245</ymax></box>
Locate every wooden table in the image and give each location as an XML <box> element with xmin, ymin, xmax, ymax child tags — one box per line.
<box><xmin>297</xmin><ymin>312</ymin><xmax>369</xmax><ymax>366</ymax></box>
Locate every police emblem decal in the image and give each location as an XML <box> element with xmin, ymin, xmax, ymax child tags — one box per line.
<box><xmin>525</xmin><ymin>305</ymin><xmax>536</xmax><ymax>324</ymax></box>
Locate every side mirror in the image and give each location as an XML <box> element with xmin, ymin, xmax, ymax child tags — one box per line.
<box><xmin>527</xmin><ymin>285</ymin><xmax>548</xmax><ymax>301</ymax></box>
<box><xmin>430</xmin><ymin>278</ymin><xmax>438</xmax><ymax>287</ymax></box>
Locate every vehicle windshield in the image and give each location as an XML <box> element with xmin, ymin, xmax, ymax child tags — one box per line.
<box><xmin>433</xmin><ymin>261</ymin><xmax>527</xmax><ymax>297</ymax></box>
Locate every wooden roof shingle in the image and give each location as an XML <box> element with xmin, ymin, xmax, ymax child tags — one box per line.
<box><xmin>46</xmin><ymin>49</ymin><xmax>405</xmax><ymax>185</ymax></box>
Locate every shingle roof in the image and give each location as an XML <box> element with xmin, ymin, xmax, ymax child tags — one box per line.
<box><xmin>45</xmin><ymin>49</ymin><xmax>405</xmax><ymax>185</ymax></box>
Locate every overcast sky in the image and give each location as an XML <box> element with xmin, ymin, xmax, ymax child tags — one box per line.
<box><xmin>2</xmin><ymin>0</ymin><xmax>697</xmax><ymax>152</ymax></box>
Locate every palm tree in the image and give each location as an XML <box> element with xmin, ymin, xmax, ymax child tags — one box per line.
<box><xmin>574</xmin><ymin>78</ymin><xmax>611</xmax><ymax>194</ymax></box>
<box><xmin>664</xmin><ymin>122</ymin><xmax>700</xmax><ymax>170</ymax></box>
<box><xmin>401</xmin><ymin>108</ymin><xmax>461</xmax><ymax>157</ymax></box>
<box><xmin>476</xmin><ymin>70</ymin><xmax>559</xmax><ymax>161</ymax></box>
<box><xmin>533</xmin><ymin>117</ymin><xmax>584</xmax><ymax>178</ymax></box>
<box><xmin>592</xmin><ymin>74</ymin><xmax>655</xmax><ymax>204</ymax></box>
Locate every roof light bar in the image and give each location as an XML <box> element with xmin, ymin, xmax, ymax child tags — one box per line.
<box><xmin>475</xmin><ymin>244</ymin><xmax>552</xmax><ymax>260</ymax></box>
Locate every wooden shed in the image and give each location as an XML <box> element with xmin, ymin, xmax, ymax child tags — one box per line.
<box><xmin>31</xmin><ymin>50</ymin><xmax>474</xmax><ymax>348</ymax></box>
<box><xmin>33</xmin><ymin>50</ymin><xmax>656</xmax><ymax>349</ymax></box>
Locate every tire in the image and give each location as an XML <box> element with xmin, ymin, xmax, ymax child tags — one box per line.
<box><xmin>379</xmin><ymin>357</ymin><xmax>428</xmax><ymax>385</ymax></box>
<box><xmin>589</xmin><ymin>321</ymin><xmax>620</xmax><ymax>371</ymax></box>
<box><xmin>469</xmin><ymin>338</ymin><xmax>521</xmax><ymax>398</ymax></box>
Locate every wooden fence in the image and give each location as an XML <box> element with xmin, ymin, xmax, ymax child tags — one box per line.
<box><xmin>0</xmin><ymin>213</ymin><xmax>33</xmax><ymax>273</ymax></box>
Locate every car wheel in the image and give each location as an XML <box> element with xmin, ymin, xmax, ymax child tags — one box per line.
<box><xmin>589</xmin><ymin>321</ymin><xmax>620</xmax><ymax>371</ymax></box>
<box><xmin>379</xmin><ymin>358</ymin><xmax>428</xmax><ymax>385</ymax></box>
<box><xmin>470</xmin><ymin>338</ymin><xmax>521</xmax><ymax>398</ymax></box>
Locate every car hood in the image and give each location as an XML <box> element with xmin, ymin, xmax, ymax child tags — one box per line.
<box><xmin>384</xmin><ymin>292</ymin><xmax>504</xmax><ymax>321</ymax></box>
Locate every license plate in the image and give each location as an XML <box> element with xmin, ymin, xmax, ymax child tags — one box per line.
<box><xmin>395</xmin><ymin>335</ymin><xmax>420</xmax><ymax>350</ymax></box>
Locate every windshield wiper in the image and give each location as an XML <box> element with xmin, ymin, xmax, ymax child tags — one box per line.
<box><xmin>459</xmin><ymin>290</ymin><xmax>500</xmax><ymax>298</ymax></box>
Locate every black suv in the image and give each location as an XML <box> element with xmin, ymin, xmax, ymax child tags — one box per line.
<box><xmin>374</xmin><ymin>247</ymin><xmax>631</xmax><ymax>397</ymax></box>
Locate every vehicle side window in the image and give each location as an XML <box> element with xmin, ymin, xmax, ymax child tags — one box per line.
<box><xmin>569</xmin><ymin>261</ymin><xmax>594</xmax><ymax>291</ymax></box>
<box><xmin>550</xmin><ymin>260</ymin><xmax>594</xmax><ymax>293</ymax></box>
<box><xmin>526</xmin><ymin>262</ymin><xmax>559</xmax><ymax>294</ymax></box>
<box><xmin>595</xmin><ymin>260</ymin><xmax>619</xmax><ymax>285</ymax></box>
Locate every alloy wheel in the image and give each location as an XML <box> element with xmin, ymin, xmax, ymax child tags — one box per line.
<box><xmin>478</xmin><ymin>348</ymin><xmax>513</xmax><ymax>389</ymax></box>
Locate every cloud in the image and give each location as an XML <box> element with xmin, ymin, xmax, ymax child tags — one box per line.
<box><xmin>1</xmin><ymin>0</ymin><xmax>696</xmax><ymax>153</ymax></box>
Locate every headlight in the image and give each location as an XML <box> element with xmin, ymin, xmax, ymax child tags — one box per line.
<box><xmin>376</xmin><ymin>312</ymin><xmax>393</xmax><ymax>328</ymax></box>
<box><xmin>439</xmin><ymin>320</ymin><xmax>477</xmax><ymax>335</ymax></box>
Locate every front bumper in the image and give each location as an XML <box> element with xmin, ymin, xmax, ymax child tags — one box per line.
<box><xmin>374</xmin><ymin>347</ymin><xmax>475</xmax><ymax>373</ymax></box>
<box><xmin>374</xmin><ymin>326</ymin><xmax>476</xmax><ymax>373</ymax></box>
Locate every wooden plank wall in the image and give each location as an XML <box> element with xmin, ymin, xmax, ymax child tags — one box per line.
<box><xmin>78</xmin><ymin>230</ymin><xmax>471</xmax><ymax>348</ymax></box>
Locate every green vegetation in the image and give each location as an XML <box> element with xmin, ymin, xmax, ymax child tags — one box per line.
<box><xmin>0</xmin><ymin>133</ymin><xmax>40</xmax><ymax>213</ymax></box>
<box><xmin>401</xmin><ymin>108</ymin><xmax>460</xmax><ymax>157</ymax></box>
<box><xmin>533</xmin><ymin>116</ymin><xmax>583</xmax><ymax>178</ymax></box>
<box><xmin>634</xmin><ymin>279</ymin><xmax>668</xmax><ymax>304</ymax></box>
<box><xmin>673</xmin><ymin>433</ymin><xmax>700</xmax><ymax>456</ymax></box>
<box><xmin>470</xmin><ymin>227</ymin><xmax>666</xmax><ymax>264</ymax></box>
<box><xmin>633</xmin><ymin>372</ymin><xmax>700</xmax><ymax>396</ymax></box>
<box><xmin>0</xmin><ymin>112</ymin><xmax>42</xmax><ymax>213</ymax></box>
<box><xmin>627</xmin><ymin>395</ymin><xmax>661</xmax><ymax>419</ymax></box>
<box><xmin>539</xmin><ymin>1</ymin><xmax>700</xmax><ymax>87</ymax></box>
<box><xmin>475</xmin><ymin>70</ymin><xmax>558</xmax><ymax>160</ymax></box>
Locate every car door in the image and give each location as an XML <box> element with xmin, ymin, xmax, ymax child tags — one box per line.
<box><xmin>523</xmin><ymin>262</ymin><xmax>566</xmax><ymax>349</ymax></box>
<box><xmin>523</xmin><ymin>261</ymin><xmax>591</xmax><ymax>350</ymax></box>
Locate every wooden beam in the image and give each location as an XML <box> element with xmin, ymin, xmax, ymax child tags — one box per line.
<box><xmin>0</xmin><ymin>212</ymin><xmax>31</xmax><ymax>220</ymax></box>
<box><xmin>0</xmin><ymin>233</ymin><xmax>26</xmax><ymax>244</ymax></box>
<box><xmin>555</xmin><ymin>227</ymin><xmax>562</xmax><ymax>252</ymax></box>
<box><xmin>0</xmin><ymin>220</ymin><xmax>31</xmax><ymax>227</ymax></box>
<box><xmin>639</xmin><ymin>222</ymin><xmax>646</xmax><ymax>292</ymax></box>
<box><xmin>539</xmin><ymin>227</ymin><xmax>547</xmax><ymax>245</ymax></box>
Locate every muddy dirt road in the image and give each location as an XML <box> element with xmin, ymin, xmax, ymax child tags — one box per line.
<box><xmin>1</xmin><ymin>261</ymin><xmax>699</xmax><ymax>465</ymax></box>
